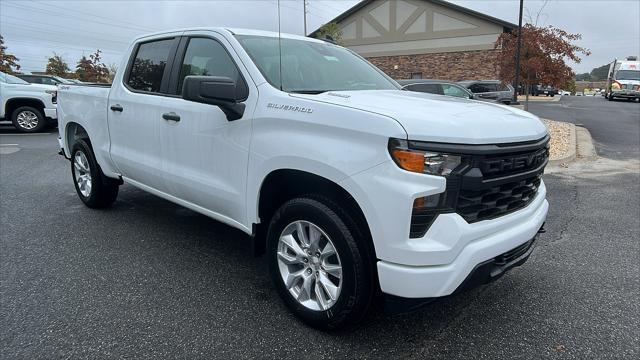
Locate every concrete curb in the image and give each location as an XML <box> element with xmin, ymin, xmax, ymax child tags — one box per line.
<box><xmin>515</xmin><ymin>95</ymin><xmax>562</xmax><ymax>103</ymax></box>
<box><xmin>575</xmin><ymin>126</ymin><xmax>597</xmax><ymax>159</ymax></box>
<box><xmin>548</xmin><ymin>120</ymin><xmax>576</xmax><ymax>166</ymax></box>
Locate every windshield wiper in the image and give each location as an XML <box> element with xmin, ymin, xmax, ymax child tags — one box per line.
<box><xmin>288</xmin><ymin>90</ymin><xmax>331</xmax><ymax>94</ymax></box>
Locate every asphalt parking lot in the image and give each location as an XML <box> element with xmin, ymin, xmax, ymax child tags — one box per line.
<box><xmin>1</xmin><ymin>96</ymin><xmax>638</xmax><ymax>359</ymax></box>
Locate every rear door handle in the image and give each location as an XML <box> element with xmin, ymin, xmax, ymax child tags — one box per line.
<box><xmin>162</xmin><ymin>112</ymin><xmax>181</xmax><ymax>122</ymax></box>
<box><xmin>110</xmin><ymin>104</ymin><xmax>123</xmax><ymax>112</ymax></box>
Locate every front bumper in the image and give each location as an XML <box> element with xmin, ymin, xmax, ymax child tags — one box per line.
<box><xmin>44</xmin><ymin>107</ymin><xmax>57</xmax><ymax>120</ymax></box>
<box><xmin>340</xmin><ymin>159</ymin><xmax>548</xmax><ymax>299</ymax></box>
<box><xmin>385</xmin><ymin>232</ymin><xmax>539</xmax><ymax>313</ymax></box>
<box><xmin>611</xmin><ymin>90</ymin><xmax>639</xmax><ymax>98</ymax></box>
<box><xmin>377</xmin><ymin>190</ymin><xmax>547</xmax><ymax>298</ymax></box>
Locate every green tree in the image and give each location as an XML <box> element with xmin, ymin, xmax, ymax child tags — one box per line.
<box><xmin>46</xmin><ymin>53</ymin><xmax>70</xmax><ymax>76</ymax></box>
<box><xmin>575</xmin><ymin>72</ymin><xmax>591</xmax><ymax>81</ymax></box>
<box><xmin>75</xmin><ymin>50</ymin><xmax>109</xmax><ymax>82</ymax></box>
<box><xmin>589</xmin><ymin>64</ymin><xmax>609</xmax><ymax>81</ymax></box>
<box><xmin>0</xmin><ymin>35</ymin><xmax>21</xmax><ymax>74</ymax></box>
<box><xmin>312</xmin><ymin>22</ymin><xmax>343</xmax><ymax>45</ymax></box>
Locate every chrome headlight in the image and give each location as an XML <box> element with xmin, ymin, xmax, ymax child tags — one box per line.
<box><xmin>45</xmin><ymin>89</ymin><xmax>57</xmax><ymax>103</ymax></box>
<box><xmin>388</xmin><ymin>138</ymin><xmax>463</xmax><ymax>176</ymax></box>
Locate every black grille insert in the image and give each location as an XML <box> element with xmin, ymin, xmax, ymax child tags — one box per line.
<box><xmin>457</xmin><ymin>175</ymin><xmax>542</xmax><ymax>223</ymax></box>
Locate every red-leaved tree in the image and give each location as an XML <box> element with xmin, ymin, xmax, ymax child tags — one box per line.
<box><xmin>75</xmin><ymin>50</ymin><xmax>109</xmax><ymax>83</ymax></box>
<box><xmin>495</xmin><ymin>24</ymin><xmax>590</xmax><ymax>108</ymax></box>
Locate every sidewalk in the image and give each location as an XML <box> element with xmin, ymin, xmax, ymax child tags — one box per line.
<box><xmin>517</xmin><ymin>95</ymin><xmax>561</xmax><ymax>102</ymax></box>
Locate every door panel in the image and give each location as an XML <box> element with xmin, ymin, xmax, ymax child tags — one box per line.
<box><xmin>108</xmin><ymin>37</ymin><xmax>178</xmax><ymax>191</ymax></box>
<box><xmin>158</xmin><ymin>35</ymin><xmax>256</xmax><ymax>225</ymax></box>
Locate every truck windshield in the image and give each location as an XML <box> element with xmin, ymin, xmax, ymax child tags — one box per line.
<box><xmin>615</xmin><ymin>70</ymin><xmax>640</xmax><ymax>81</ymax></box>
<box><xmin>235</xmin><ymin>35</ymin><xmax>399</xmax><ymax>93</ymax></box>
<box><xmin>0</xmin><ymin>71</ymin><xmax>30</xmax><ymax>84</ymax></box>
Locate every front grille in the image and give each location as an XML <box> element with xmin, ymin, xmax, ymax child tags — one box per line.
<box><xmin>457</xmin><ymin>174</ymin><xmax>542</xmax><ymax>223</ymax></box>
<box><xmin>453</xmin><ymin>137</ymin><xmax>549</xmax><ymax>223</ymax></box>
<box><xmin>478</xmin><ymin>146</ymin><xmax>549</xmax><ymax>179</ymax></box>
<box><xmin>405</xmin><ymin>136</ymin><xmax>548</xmax><ymax>238</ymax></box>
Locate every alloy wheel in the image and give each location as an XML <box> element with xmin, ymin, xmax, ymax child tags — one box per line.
<box><xmin>73</xmin><ymin>151</ymin><xmax>92</xmax><ymax>197</ymax></box>
<box><xmin>276</xmin><ymin>220</ymin><xmax>343</xmax><ymax>311</ymax></box>
<box><xmin>16</xmin><ymin>110</ymin><xmax>39</xmax><ymax>130</ymax></box>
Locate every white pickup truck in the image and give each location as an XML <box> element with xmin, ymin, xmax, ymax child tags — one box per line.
<box><xmin>57</xmin><ymin>28</ymin><xmax>549</xmax><ymax>330</ymax></box>
<box><xmin>1</xmin><ymin>71</ymin><xmax>58</xmax><ymax>132</ymax></box>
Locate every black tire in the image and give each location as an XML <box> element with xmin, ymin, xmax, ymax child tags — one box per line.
<box><xmin>267</xmin><ymin>196</ymin><xmax>375</xmax><ymax>330</ymax></box>
<box><xmin>11</xmin><ymin>106</ymin><xmax>46</xmax><ymax>133</ymax></box>
<box><xmin>71</xmin><ymin>139</ymin><xmax>119</xmax><ymax>208</ymax></box>
<box><xmin>608</xmin><ymin>94</ymin><xmax>614</xmax><ymax>101</ymax></box>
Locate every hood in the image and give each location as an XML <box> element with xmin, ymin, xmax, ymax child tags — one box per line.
<box><xmin>291</xmin><ymin>90</ymin><xmax>547</xmax><ymax>144</ymax></box>
<box><xmin>615</xmin><ymin>79</ymin><xmax>640</xmax><ymax>85</ymax></box>
<box><xmin>7</xmin><ymin>82</ymin><xmax>58</xmax><ymax>92</ymax></box>
<box><xmin>25</xmin><ymin>83</ymin><xmax>58</xmax><ymax>91</ymax></box>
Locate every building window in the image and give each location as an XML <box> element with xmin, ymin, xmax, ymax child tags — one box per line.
<box><xmin>410</xmin><ymin>72</ymin><xmax>422</xmax><ymax>79</ymax></box>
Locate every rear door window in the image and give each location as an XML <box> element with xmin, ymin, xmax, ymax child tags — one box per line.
<box><xmin>127</xmin><ymin>38</ymin><xmax>176</xmax><ymax>93</ymax></box>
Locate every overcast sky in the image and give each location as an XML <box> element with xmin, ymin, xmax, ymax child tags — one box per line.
<box><xmin>1</xmin><ymin>0</ymin><xmax>638</xmax><ymax>74</ymax></box>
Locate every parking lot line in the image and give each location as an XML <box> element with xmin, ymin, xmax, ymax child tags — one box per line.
<box><xmin>0</xmin><ymin>133</ymin><xmax>52</xmax><ymax>136</ymax></box>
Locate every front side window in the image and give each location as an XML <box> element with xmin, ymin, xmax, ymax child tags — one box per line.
<box><xmin>21</xmin><ymin>76</ymin><xmax>41</xmax><ymax>84</ymax></box>
<box><xmin>236</xmin><ymin>35</ymin><xmax>398</xmax><ymax>93</ymax></box>
<box><xmin>177</xmin><ymin>37</ymin><xmax>244</xmax><ymax>96</ymax></box>
<box><xmin>442</xmin><ymin>84</ymin><xmax>470</xmax><ymax>98</ymax></box>
<box><xmin>127</xmin><ymin>38</ymin><xmax>174</xmax><ymax>93</ymax></box>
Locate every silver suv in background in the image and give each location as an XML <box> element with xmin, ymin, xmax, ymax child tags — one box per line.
<box><xmin>458</xmin><ymin>80</ymin><xmax>514</xmax><ymax>104</ymax></box>
<box><xmin>397</xmin><ymin>79</ymin><xmax>475</xmax><ymax>99</ymax></box>
<box><xmin>17</xmin><ymin>74</ymin><xmax>74</xmax><ymax>86</ymax></box>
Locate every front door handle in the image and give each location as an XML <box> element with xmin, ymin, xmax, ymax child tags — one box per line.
<box><xmin>162</xmin><ymin>112</ymin><xmax>181</xmax><ymax>122</ymax></box>
<box><xmin>110</xmin><ymin>104</ymin><xmax>123</xmax><ymax>112</ymax></box>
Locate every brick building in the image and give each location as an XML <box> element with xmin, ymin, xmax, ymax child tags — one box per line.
<box><xmin>311</xmin><ymin>0</ymin><xmax>515</xmax><ymax>81</ymax></box>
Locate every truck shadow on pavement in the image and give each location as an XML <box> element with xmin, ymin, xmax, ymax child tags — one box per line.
<box><xmin>88</xmin><ymin>184</ymin><xmax>541</xmax><ymax>352</ymax></box>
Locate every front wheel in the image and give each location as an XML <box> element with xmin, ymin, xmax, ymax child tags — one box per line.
<box><xmin>71</xmin><ymin>139</ymin><xmax>119</xmax><ymax>208</ymax></box>
<box><xmin>11</xmin><ymin>106</ymin><xmax>46</xmax><ymax>133</ymax></box>
<box><xmin>267</xmin><ymin>196</ymin><xmax>374</xmax><ymax>330</ymax></box>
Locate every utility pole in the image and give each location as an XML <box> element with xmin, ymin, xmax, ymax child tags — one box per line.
<box><xmin>512</xmin><ymin>0</ymin><xmax>524</xmax><ymax>105</ymax></box>
<box><xmin>303</xmin><ymin>0</ymin><xmax>308</xmax><ymax>36</ymax></box>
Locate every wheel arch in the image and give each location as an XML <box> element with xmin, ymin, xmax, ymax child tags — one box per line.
<box><xmin>253</xmin><ymin>168</ymin><xmax>377</xmax><ymax>263</ymax></box>
<box><xmin>5</xmin><ymin>98</ymin><xmax>46</xmax><ymax>118</ymax></box>
<box><xmin>65</xmin><ymin>122</ymin><xmax>91</xmax><ymax>153</ymax></box>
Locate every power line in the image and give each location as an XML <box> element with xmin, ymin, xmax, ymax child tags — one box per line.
<box><xmin>2</xmin><ymin>2</ymin><xmax>156</xmax><ymax>33</ymax></box>
<box><xmin>24</xmin><ymin>0</ymin><xmax>159</xmax><ymax>32</ymax></box>
<box><xmin>0</xmin><ymin>15</ymin><xmax>137</xmax><ymax>42</ymax></box>
<box><xmin>6</xmin><ymin>38</ymin><xmax>125</xmax><ymax>55</ymax></box>
<box><xmin>1</xmin><ymin>24</ymin><xmax>131</xmax><ymax>47</ymax></box>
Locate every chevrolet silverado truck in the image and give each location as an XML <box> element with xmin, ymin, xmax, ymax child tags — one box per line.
<box><xmin>57</xmin><ymin>28</ymin><xmax>549</xmax><ymax>330</ymax></box>
<box><xmin>1</xmin><ymin>71</ymin><xmax>58</xmax><ymax>132</ymax></box>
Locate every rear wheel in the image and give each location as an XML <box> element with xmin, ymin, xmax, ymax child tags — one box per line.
<box><xmin>267</xmin><ymin>196</ymin><xmax>374</xmax><ymax>330</ymax></box>
<box><xmin>71</xmin><ymin>139</ymin><xmax>119</xmax><ymax>208</ymax></box>
<box><xmin>11</xmin><ymin>106</ymin><xmax>46</xmax><ymax>133</ymax></box>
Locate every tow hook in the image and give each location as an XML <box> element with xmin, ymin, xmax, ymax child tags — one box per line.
<box><xmin>537</xmin><ymin>223</ymin><xmax>546</xmax><ymax>233</ymax></box>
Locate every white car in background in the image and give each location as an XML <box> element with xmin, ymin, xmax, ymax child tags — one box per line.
<box><xmin>0</xmin><ymin>71</ymin><xmax>58</xmax><ymax>132</ymax></box>
<box><xmin>558</xmin><ymin>90</ymin><xmax>571</xmax><ymax>96</ymax></box>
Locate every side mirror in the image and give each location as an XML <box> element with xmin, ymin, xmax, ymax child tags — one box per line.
<box><xmin>182</xmin><ymin>75</ymin><xmax>246</xmax><ymax>121</ymax></box>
